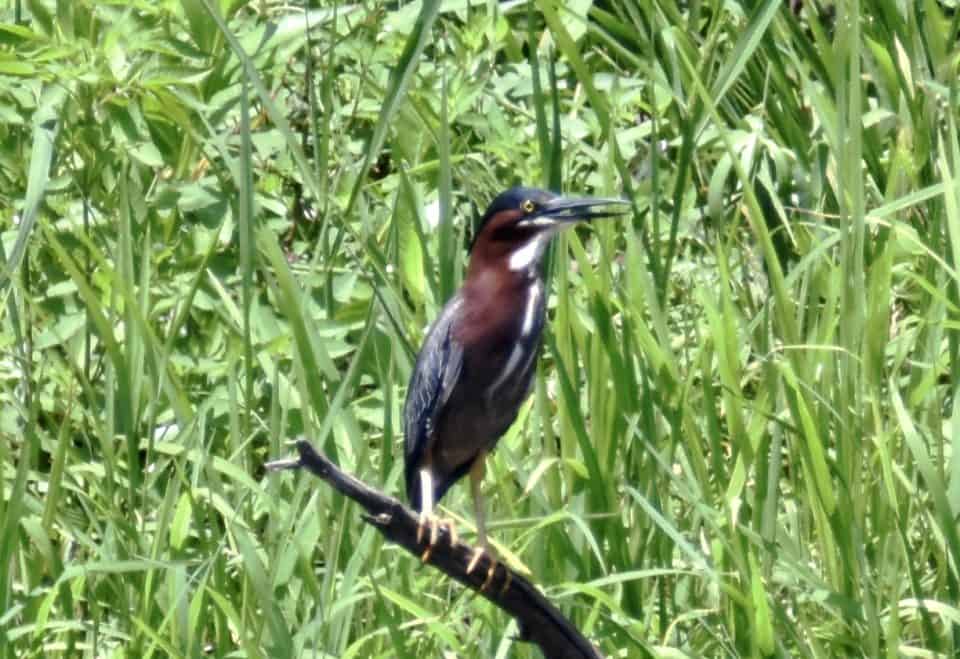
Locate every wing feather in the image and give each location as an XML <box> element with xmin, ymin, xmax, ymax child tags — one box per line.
<box><xmin>403</xmin><ymin>296</ymin><xmax>464</xmax><ymax>506</ymax></box>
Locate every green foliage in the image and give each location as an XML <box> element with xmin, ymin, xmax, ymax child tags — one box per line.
<box><xmin>1</xmin><ymin>1</ymin><xmax>959</xmax><ymax>657</ymax></box>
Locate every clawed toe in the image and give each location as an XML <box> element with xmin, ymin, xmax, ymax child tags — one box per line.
<box><xmin>498</xmin><ymin>568</ymin><xmax>512</xmax><ymax>595</ymax></box>
<box><xmin>416</xmin><ymin>512</ymin><xmax>428</xmax><ymax>544</ymax></box>
<box><xmin>466</xmin><ymin>546</ymin><xmax>510</xmax><ymax>593</ymax></box>
<box><xmin>415</xmin><ymin>510</ymin><xmax>511</xmax><ymax>594</ymax></box>
<box><xmin>466</xmin><ymin>546</ymin><xmax>485</xmax><ymax>575</ymax></box>
<box><xmin>417</xmin><ymin>513</ymin><xmax>457</xmax><ymax>563</ymax></box>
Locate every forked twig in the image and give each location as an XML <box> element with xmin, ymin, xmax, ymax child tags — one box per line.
<box><xmin>266</xmin><ymin>439</ymin><xmax>604</xmax><ymax>659</ymax></box>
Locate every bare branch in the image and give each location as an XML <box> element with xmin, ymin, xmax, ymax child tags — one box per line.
<box><xmin>266</xmin><ymin>439</ymin><xmax>604</xmax><ymax>659</ymax></box>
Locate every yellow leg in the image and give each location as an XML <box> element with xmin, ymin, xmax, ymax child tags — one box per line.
<box><xmin>471</xmin><ymin>453</ymin><xmax>489</xmax><ymax>551</ymax></box>
<box><xmin>418</xmin><ymin>468</ymin><xmax>441</xmax><ymax>561</ymax></box>
<box><xmin>466</xmin><ymin>453</ymin><xmax>493</xmax><ymax>582</ymax></box>
<box><xmin>463</xmin><ymin>454</ymin><xmax>510</xmax><ymax>593</ymax></box>
<box><xmin>417</xmin><ymin>468</ymin><xmax>435</xmax><ymax>545</ymax></box>
<box><xmin>417</xmin><ymin>467</ymin><xmax>460</xmax><ymax>562</ymax></box>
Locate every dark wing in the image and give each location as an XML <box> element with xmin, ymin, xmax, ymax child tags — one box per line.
<box><xmin>403</xmin><ymin>295</ymin><xmax>464</xmax><ymax>508</ymax></box>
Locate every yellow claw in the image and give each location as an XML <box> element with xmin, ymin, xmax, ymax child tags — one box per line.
<box><xmin>418</xmin><ymin>513</ymin><xmax>458</xmax><ymax>564</ymax></box>
<box><xmin>466</xmin><ymin>543</ymin><xmax>512</xmax><ymax>594</ymax></box>
<box><xmin>420</xmin><ymin>544</ymin><xmax>434</xmax><ymax>563</ymax></box>
<box><xmin>416</xmin><ymin>511</ymin><xmax>428</xmax><ymax>544</ymax></box>
<box><xmin>466</xmin><ymin>546</ymin><xmax>485</xmax><ymax>575</ymax></box>
<box><xmin>480</xmin><ymin>561</ymin><xmax>497</xmax><ymax>592</ymax></box>
<box><xmin>448</xmin><ymin>522</ymin><xmax>459</xmax><ymax>546</ymax></box>
<box><xmin>498</xmin><ymin>569</ymin><xmax>512</xmax><ymax>596</ymax></box>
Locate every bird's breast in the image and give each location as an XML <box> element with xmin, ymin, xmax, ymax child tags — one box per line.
<box><xmin>423</xmin><ymin>271</ymin><xmax>548</xmax><ymax>474</ymax></box>
<box><xmin>456</xmin><ymin>276</ymin><xmax>545</xmax><ymax>371</ymax></box>
<box><xmin>444</xmin><ymin>275</ymin><xmax>547</xmax><ymax>439</ymax></box>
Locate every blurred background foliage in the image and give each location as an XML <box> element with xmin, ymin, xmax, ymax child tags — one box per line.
<box><xmin>2</xmin><ymin>0</ymin><xmax>960</xmax><ymax>657</ymax></box>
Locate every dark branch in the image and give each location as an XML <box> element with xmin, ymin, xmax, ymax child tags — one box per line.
<box><xmin>266</xmin><ymin>439</ymin><xmax>604</xmax><ymax>659</ymax></box>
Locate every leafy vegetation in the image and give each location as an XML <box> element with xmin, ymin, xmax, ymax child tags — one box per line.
<box><xmin>2</xmin><ymin>0</ymin><xmax>960</xmax><ymax>657</ymax></box>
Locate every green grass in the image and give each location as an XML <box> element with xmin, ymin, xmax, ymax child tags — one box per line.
<box><xmin>2</xmin><ymin>1</ymin><xmax>959</xmax><ymax>657</ymax></box>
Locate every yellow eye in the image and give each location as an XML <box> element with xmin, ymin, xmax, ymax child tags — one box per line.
<box><xmin>521</xmin><ymin>199</ymin><xmax>536</xmax><ymax>213</ymax></box>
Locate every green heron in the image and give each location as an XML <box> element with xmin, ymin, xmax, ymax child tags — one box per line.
<box><xmin>403</xmin><ymin>186</ymin><xmax>629</xmax><ymax>574</ymax></box>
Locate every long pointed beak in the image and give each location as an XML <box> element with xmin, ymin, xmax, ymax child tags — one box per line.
<box><xmin>518</xmin><ymin>196</ymin><xmax>631</xmax><ymax>227</ymax></box>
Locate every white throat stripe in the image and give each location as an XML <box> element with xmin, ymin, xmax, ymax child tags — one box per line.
<box><xmin>522</xmin><ymin>281</ymin><xmax>542</xmax><ymax>334</ymax></box>
<box><xmin>486</xmin><ymin>283</ymin><xmax>542</xmax><ymax>398</ymax></box>
<box><xmin>508</xmin><ymin>234</ymin><xmax>549</xmax><ymax>271</ymax></box>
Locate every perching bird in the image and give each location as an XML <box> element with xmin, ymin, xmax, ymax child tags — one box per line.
<box><xmin>403</xmin><ymin>187</ymin><xmax>629</xmax><ymax>572</ymax></box>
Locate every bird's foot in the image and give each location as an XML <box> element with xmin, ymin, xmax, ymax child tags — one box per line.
<box><xmin>417</xmin><ymin>512</ymin><xmax>458</xmax><ymax>563</ymax></box>
<box><xmin>466</xmin><ymin>545</ymin><xmax>512</xmax><ymax>594</ymax></box>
